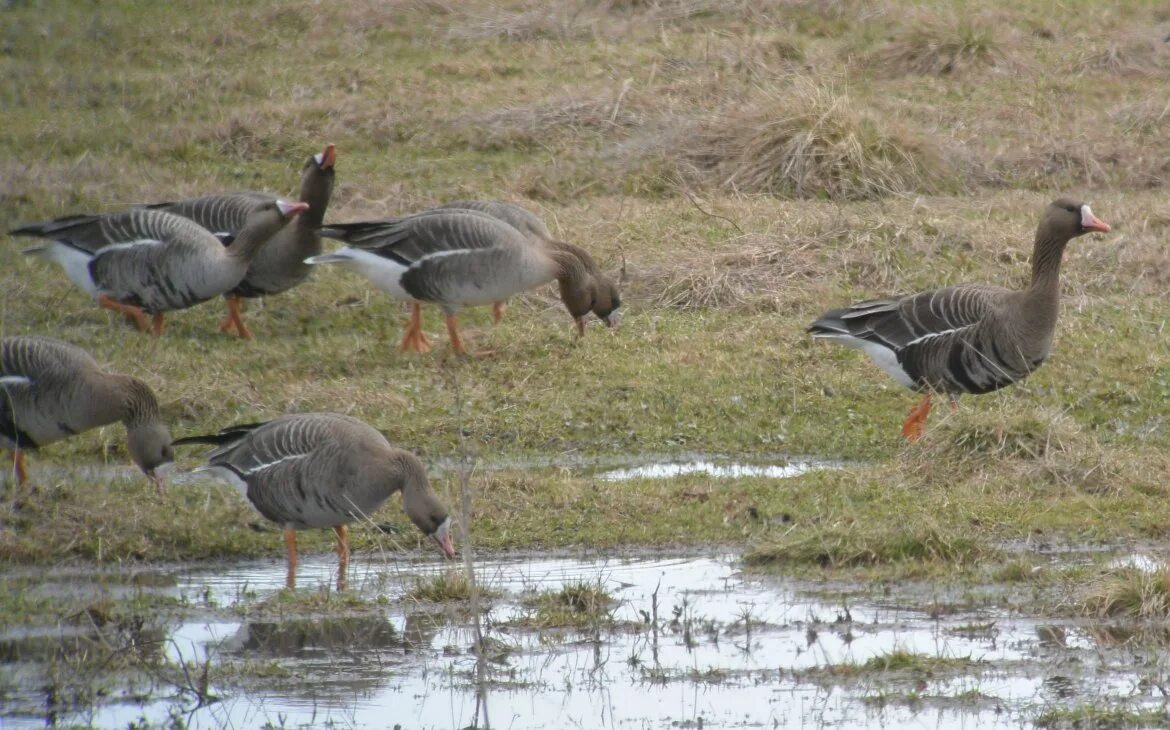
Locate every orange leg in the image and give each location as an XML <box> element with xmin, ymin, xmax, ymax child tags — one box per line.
<box><xmin>446</xmin><ymin>314</ymin><xmax>469</xmax><ymax>355</ymax></box>
<box><xmin>11</xmin><ymin>449</ymin><xmax>27</xmax><ymax>485</ymax></box>
<box><xmin>97</xmin><ymin>294</ymin><xmax>149</xmax><ymax>333</ymax></box>
<box><xmin>224</xmin><ymin>296</ymin><xmax>252</xmax><ymax>339</ymax></box>
<box><xmin>334</xmin><ymin>524</ymin><xmax>350</xmax><ymax>592</ymax></box>
<box><xmin>901</xmin><ymin>394</ymin><xmax>933</xmax><ymax>442</ymax></box>
<box><xmin>284</xmin><ymin>527</ymin><xmax>298</xmax><ymax>590</ymax></box>
<box><xmin>399</xmin><ymin>303</ymin><xmax>432</xmax><ymax>353</ymax></box>
<box><xmin>151</xmin><ymin>313</ymin><xmax>165</xmax><ymax>337</ymax></box>
<box><xmin>492</xmin><ymin>301</ymin><xmax>507</xmax><ymax>325</ymax></box>
<box><xmin>949</xmin><ymin>395</ymin><xmax>960</xmax><ymax>414</ymax></box>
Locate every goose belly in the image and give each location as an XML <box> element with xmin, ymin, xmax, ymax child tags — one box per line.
<box><xmin>96</xmin><ymin>254</ymin><xmax>244</xmax><ymax>313</ymax></box>
<box><xmin>0</xmin><ymin>396</ymin><xmax>88</xmax><ymax>449</ymax></box>
<box><xmin>39</xmin><ymin>243</ymin><xmax>98</xmax><ymax>296</ymax></box>
<box><xmin>336</xmin><ymin>249</ymin><xmax>412</xmax><ymax>300</ymax></box>
<box><xmin>420</xmin><ymin>263</ymin><xmax>552</xmax><ymax>308</ymax></box>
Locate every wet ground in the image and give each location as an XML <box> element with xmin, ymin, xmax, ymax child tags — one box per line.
<box><xmin>4</xmin><ymin>547</ymin><xmax>1170</xmax><ymax>729</ymax></box>
<box><xmin>3</xmin><ymin>457</ymin><xmax>1168</xmax><ymax>728</ymax></box>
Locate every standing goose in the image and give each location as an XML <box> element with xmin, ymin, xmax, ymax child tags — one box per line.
<box><xmin>307</xmin><ymin>210</ymin><xmax>621</xmax><ymax>354</ymax></box>
<box><xmin>13</xmin><ymin>201</ymin><xmax>307</xmax><ymax>336</ymax></box>
<box><xmin>431</xmin><ymin>200</ymin><xmax>560</xmax><ymax>324</ymax></box>
<box><xmin>174</xmin><ymin>413</ymin><xmax>455</xmax><ymax>590</ymax></box>
<box><xmin>807</xmin><ymin>199</ymin><xmax>1111</xmax><ymax>440</ymax></box>
<box><xmin>1</xmin><ymin>336</ymin><xmax>173</xmax><ymax>492</ymax></box>
<box><xmin>145</xmin><ymin>143</ymin><xmax>336</xmax><ymax>338</ymax></box>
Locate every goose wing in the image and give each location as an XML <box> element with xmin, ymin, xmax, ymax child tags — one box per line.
<box><xmin>322</xmin><ymin>210</ymin><xmax>526</xmax><ymax>264</ymax></box>
<box><xmin>142</xmin><ymin>192</ymin><xmax>274</xmax><ymax>245</ymax></box>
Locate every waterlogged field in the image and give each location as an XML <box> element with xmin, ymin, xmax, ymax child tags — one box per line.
<box><xmin>3</xmin><ymin>0</ymin><xmax>1170</xmax><ymax>727</ymax></box>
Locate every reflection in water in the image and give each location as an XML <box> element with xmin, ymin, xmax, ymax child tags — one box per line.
<box><xmin>596</xmin><ymin>458</ymin><xmax>835</xmax><ymax>481</ymax></box>
<box><xmin>3</xmin><ymin>553</ymin><xmax>1170</xmax><ymax>729</ymax></box>
<box><xmin>221</xmin><ymin>616</ymin><xmax>402</xmax><ymax>656</ymax></box>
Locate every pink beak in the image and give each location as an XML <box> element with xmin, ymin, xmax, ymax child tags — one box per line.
<box><xmin>435</xmin><ymin>530</ymin><xmax>456</xmax><ymax>559</ymax></box>
<box><xmin>1082</xmin><ymin>214</ymin><xmax>1111</xmax><ymax>233</ymax></box>
<box><xmin>276</xmin><ymin>200</ymin><xmax>310</xmax><ymax>218</ymax></box>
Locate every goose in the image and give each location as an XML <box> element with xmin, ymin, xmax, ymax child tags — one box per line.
<box><xmin>144</xmin><ymin>143</ymin><xmax>336</xmax><ymax>338</ymax></box>
<box><xmin>807</xmin><ymin>199</ymin><xmax>1111</xmax><ymax>440</ymax></box>
<box><xmin>307</xmin><ymin>209</ymin><xmax>621</xmax><ymax>354</ymax></box>
<box><xmin>1</xmin><ymin>336</ymin><xmax>173</xmax><ymax>492</ymax></box>
<box><xmin>13</xmin><ymin>200</ymin><xmax>307</xmax><ymax>336</ymax></box>
<box><xmin>431</xmin><ymin>200</ymin><xmax>556</xmax><ymax>324</ymax></box>
<box><xmin>174</xmin><ymin>412</ymin><xmax>455</xmax><ymax>590</ymax></box>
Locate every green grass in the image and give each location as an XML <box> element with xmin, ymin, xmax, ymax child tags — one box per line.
<box><xmin>2</xmin><ymin>0</ymin><xmax>1170</xmax><ymax>578</ymax></box>
<box><xmin>517</xmin><ymin>581</ymin><xmax>616</xmax><ymax>628</ymax></box>
<box><xmin>1034</xmin><ymin>706</ymin><xmax>1170</xmax><ymax>729</ymax></box>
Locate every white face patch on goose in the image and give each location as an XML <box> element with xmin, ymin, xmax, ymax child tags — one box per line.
<box><xmin>313</xmin><ymin>152</ymin><xmax>325</xmax><ymax>166</ymax></box>
<box><xmin>1080</xmin><ymin>205</ymin><xmax>1095</xmax><ymax>228</ymax></box>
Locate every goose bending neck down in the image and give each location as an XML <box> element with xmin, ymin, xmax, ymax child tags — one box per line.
<box><xmin>306</xmin><ymin>209</ymin><xmax>621</xmax><ymax>355</ymax></box>
<box><xmin>807</xmin><ymin>199</ymin><xmax>1111</xmax><ymax>441</ymax></box>
<box><xmin>1</xmin><ymin>336</ymin><xmax>173</xmax><ymax>492</ymax></box>
<box><xmin>174</xmin><ymin>413</ymin><xmax>455</xmax><ymax>590</ymax></box>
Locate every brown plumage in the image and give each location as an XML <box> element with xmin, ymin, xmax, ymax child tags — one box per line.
<box><xmin>174</xmin><ymin>413</ymin><xmax>455</xmax><ymax>590</ymax></box>
<box><xmin>808</xmin><ymin>199</ymin><xmax>1112</xmax><ymax>440</ymax></box>
<box><xmin>145</xmin><ymin>143</ymin><xmax>336</xmax><ymax>338</ymax></box>
<box><xmin>1</xmin><ymin>336</ymin><xmax>173</xmax><ymax>492</ymax></box>
<box><xmin>14</xmin><ymin>201</ymin><xmax>307</xmax><ymax>336</ymax></box>
<box><xmin>310</xmin><ymin>208</ymin><xmax>621</xmax><ymax>354</ymax></box>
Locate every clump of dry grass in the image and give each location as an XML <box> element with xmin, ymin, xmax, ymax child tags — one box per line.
<box><xmin>450</xmin><ymin>92</ymin><xmax>646</xmax><ymax>152</ymax></box>
<box><xmin>1079</xmin><ymin>567</ymin><xmax>1170</xmax><ymax>619</ymax></box>
<box><xmin>869</xmin><ymin>12</ymin><xmax>1004</xmax><ymax>76</ymax></box>
<box><xmin>1072</xmin><ymin>37</ymin><xmax>1170</xmax><ymax>76</ymax></box>
<box><xmin>406</xmin><ymin>570</ymin><xmax>499</xmax><ymax>602</ymax></box>
<box><xmin>677</xmin><ymin>79</ymin><xmax>949</xmax><ymax>199</ymax></box>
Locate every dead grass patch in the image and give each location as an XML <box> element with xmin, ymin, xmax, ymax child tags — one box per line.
<box><xmin>1072</xmin><ymin>36</ymin><xmax>1170</xmax><ymax>76</ymax></box>
<box><xmin>1079</xmin><ymin>567</ymin><xmax>1170</xmax><ymax>619</ymax></box>
<box><xmin>674</xmin><ymin>79</ymin><xmax>950</xmax><ymax>199</ymax></box>
<box><xmin>868</xmin><ymin>12</ymin><xmax>1005</xmax><ymax>76</ymax></box>
<box><xmin>449</xmin><ymin>91</ymin><xmax>647</xmax><ymax>152</ymax></box>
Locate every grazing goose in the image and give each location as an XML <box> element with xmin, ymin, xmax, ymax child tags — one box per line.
<box><xmin>145</xmin><ymin>143</ymin><xmax>336</xmax><ymax>338</ymax></box>
<box><xmin>174</xmin><ymin>413</ymin><xmax>455</xmax><ymax>590</ymax></box>
<box><xmin>807</xmin><ymin>199</ymin><xmax>1111</xmax><ymax>441</ymax></box>
<box><xmin>432</xmin><ymin>200</ymin><xmax>556</xmax><ymax>324</ymax></box>
<box><xmin>14</xmin><ymin>201</ymin><xmax>307</xmax><ymax>336</ymax></box>
<box><xmin>1</xmin><ymin>336</ymin><xmax>173</xmax><ymax>492</ymax></box>
<box><xmin>307</xmin><ymin>209</ymin><xmax>621</xmax><ymax>354</ymax></box>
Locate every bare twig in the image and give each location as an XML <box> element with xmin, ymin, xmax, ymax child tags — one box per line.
<box><xmin>676</xmin><ymin>182</ymin><xmax>744</xmax><ymax>235</ymax></box>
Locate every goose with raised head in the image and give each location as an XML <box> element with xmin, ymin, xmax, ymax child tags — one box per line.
<box><xmin>808</xmin><ymin>199</ymin><xmax>1111</xmax><ymax>440</ymax></box>
<box><xmin>13</xmin><ymin>200</ymin><xmax>307</xmax><ymax>336</ymax></box>
<box><xmin>174</xmin><ymin>413</ymin><xmax>455</xmax><ymax>590</ymax></box>
<box><xmin>145</xmin><ymin>143</ymin><xmax>336</xmax><ymax>338</ymax></box>
<box><xmin>1</xmin><ymin>336</ymin><xmax>173</xmax><ymax>492</ymax></box>
<box><xmin>307</xmin><ymin>209</ymin><xmax>621</xmax><ymax>354</ymax></box>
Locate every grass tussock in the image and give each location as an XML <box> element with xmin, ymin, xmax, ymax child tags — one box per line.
<box><xmin>811</xmin><ymin>649</ymin><xmax>981</xmax><ymax>678</ymax></box>
<box><xmin>679</xmin><ymin>79</ymin><xmax>949</xmax><ymax>200</ymax></box>
<box><xmin>521</xmin><ymin>581</ymin><xmax>616</xmax><ymax>627</ymax></box>
<box><xmin>1079</xmin><ymin>567</ymin><xmax>1170</xmax><ymax>620</ymax></box>
<box><xmin>1072</xmin><ymin>37</ymin><xmax>1170</xmax><ymax>77</ymax></box>
<box><xmin>406</xmin><ymin>570</ymin><xmax>498</xmax><ymax>602</ymax></box>
<box><xmin>1034</xmin><ymin>706</ymin><xmax>1170</xmax><ymax>729</ymax></box>
<box><xmin>744</xmin><ymin>521</ymin><xmax>989</xmax><ymax>571</ymax></box>
<box><xmin>869</xmin><ymin>12</ymin><xmax>1003</xmax><ymax>76</ymax></box>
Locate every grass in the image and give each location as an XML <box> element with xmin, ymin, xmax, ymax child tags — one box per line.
<box><xmin>809</xmin><ymin>649</ymin><xmax>983</xmax><ymax>679</ymax></box>
<box><xmin>518</xmin><ymin>581</ymin><xmax>616</xmax><ymax>627</ymax></box>
<box><xmin>1033</xmin><ymin>706</ymin><xmax>1170</xmax><ymax>729</ymax></box>
<box><xmin>406</xmin><ymin>569</ymin><xmax>499</xmax><ymax>602</ymax></box>
<box><xmin>1078</xmin><ymin>567</ymin><xmax>1170</xmax><ymax>620</ymax></box>
<box><xmin>0</xmin><ymin>0</ymin><xmax>1168</xmax><ymax>584</ymax></box>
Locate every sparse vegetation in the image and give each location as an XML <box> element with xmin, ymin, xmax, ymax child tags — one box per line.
<box><xmin>1079</xmin><ymin>567</ymin><xmax>1170</xmax><ymax>620</ymax></box>
<box><xmin>519</xmin><ymin>581</ymin><xmax>616</xmax><ymax>627</ymax></box>
<box><xmin>1034</xmin><ymin>706</ymin><xmax>1170</xmax><ymax>729</ymax></box>
<box><xmin>406</xmin><ymin>569</ymin><xmax>499</xmax><ymax>602</ymax></box>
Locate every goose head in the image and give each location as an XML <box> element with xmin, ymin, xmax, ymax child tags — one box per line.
<box><xmin>127</xmin><ymin>421</ymin><xmax>175</xmax><ymax>494</ymax></box>
<box><xmin>1043</xmin><ymin>198</ymin><xmax>1111</xmax><ymax>240</ymax></box>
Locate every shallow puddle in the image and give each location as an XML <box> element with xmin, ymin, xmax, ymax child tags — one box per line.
<box><xmin>3</xmin><ymin>551</ymin><xmax>1167</xmax><ymax>729</ymax></box>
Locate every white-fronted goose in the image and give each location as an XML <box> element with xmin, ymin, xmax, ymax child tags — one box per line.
<box><xmin>307</xmin><ymin>210</ymin><xmax>621</xmax><ymax>354</ymax></box>
<box><xmin>1</xmin><ymin>336</ymin><xmax>173</xmax><ymax>492</ymax></box>
<box><xmin>145</xmin><ymin>144</ymin><xmax>336</xmax><ymax>338</ymax></box>
<box><xmin>174</xmin><ymin>413</ymin><xmax>455</xmax><ymax>590</ymax></box>
<box><xmin>432</xmin><ymin>200</ymin><xmax>554</xmax><ymax>323</ymax></box>
<box><xmin>13</xmin><ymin>201</ymin><xmax>307</xmax><ymax>336</ymax></box>
<box><xmin>808</xmin><ymin>199</ymin><xmax>1111</xmax><ymax>440</ymax></box>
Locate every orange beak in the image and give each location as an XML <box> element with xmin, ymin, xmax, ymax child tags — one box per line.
<box><xmin>320</xmin><ymin>143</ymin><xmax>337</xmax><ymax>169</ymax></box>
